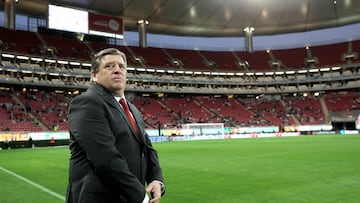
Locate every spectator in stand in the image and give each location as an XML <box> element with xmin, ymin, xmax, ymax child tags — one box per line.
<box><xmin>3</xmin><ymin>137</ymin><xmax>9</xmax><ymax>149</ymax></box>
<box><xmin>28</xmin><ymin>136</ymin><xmax>33</xmax><ymax>148</ymax></box>
<box><xmin>49</xmin><ymin>137</ymin><xmax>56</xmax><ymax>145</ymax></box>
<box><xmin>66</xmin><ymin>48</ymin><xmax>165</xmax><ymax>203</ymax></box>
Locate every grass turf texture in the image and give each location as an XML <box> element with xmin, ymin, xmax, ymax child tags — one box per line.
<box><xmin>0</xmin><ymin>135</ymin><xmax>359</xmax><ymax>203</ymax></box>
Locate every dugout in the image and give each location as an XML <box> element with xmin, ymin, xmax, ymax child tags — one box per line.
<box><xmin>331</xmin><ymin>121</ymin><xmax>356</xmax><ymax>131</ymax></box>
<box><xmin>330</xmin><ymin>110</ymin><xmax>359</xmax><ymax>131</ymax></box>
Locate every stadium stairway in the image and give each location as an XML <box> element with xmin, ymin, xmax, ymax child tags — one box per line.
<box><xmin>231</xmin><ymin>51</ymin><xmax>250</xmax><ymax>71</ymax></box>
<box><xmin>155</xmin><ymin>99</ymin><xmax>180</xmax><ymax>118</ymax></box>
<box><xmin>126</xmin><ymin>46</ymin><xmax>147</xmax><ymax>68</ymax></box>
<box><xmin>231</xmin><ymin>99</ymin><xmax>259</xmax><ymax>125</ymax></box>
<box><xmin>192</xmin><ymin>99</ymin><xmax>216</xmax><ymax>118</ymax></box>
<box><xmin>11</xmin><ymin>93</ymin><xmax>49</xmax><ymax>131</ymax></box>
<box><xmin>319</xmin><ymin>97</ymin><xmax>330</xmax><ymax>123</ymax></box>
<box><xmin>279</xmin><ymin>100</ymin><xmax>301</xmax><ymax>125</ymax></box>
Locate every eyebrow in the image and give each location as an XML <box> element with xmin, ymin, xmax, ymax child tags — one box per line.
<box><xmin>102</xmin><ymin>61</ymin><xmax>126</xmax><ymax>68</ymax></box>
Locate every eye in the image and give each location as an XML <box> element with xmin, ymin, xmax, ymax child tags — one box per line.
<box><xmin>118</xmin><ymin>64</ymin><xmax>126</xmax><ymax>69</ymax></box>
<box><xmin>104</xmin><ymin>62</ymin><xmax>116</xmax><ymax>69</ymax></box>
<box><xmin>103</xmin><ymin>62</ymin><xmax>126</xmax><ymax>70</ymax></box>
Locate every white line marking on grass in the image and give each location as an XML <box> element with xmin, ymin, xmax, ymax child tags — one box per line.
<box><xmin>0</xmin><ymin>166</ymin><xmax>65</xmax><ymax>201</ymax></box>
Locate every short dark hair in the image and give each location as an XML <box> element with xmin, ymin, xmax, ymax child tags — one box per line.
<box><xmin>91</xmin><ymin>48</ymin><xmax>127</xmax><ymax>72</ymax></box>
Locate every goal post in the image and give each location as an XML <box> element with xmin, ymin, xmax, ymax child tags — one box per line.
<box><xmin>181</xmin><ymin>123</ymin><xmax>224</xmax><ymax>136</ymax></box>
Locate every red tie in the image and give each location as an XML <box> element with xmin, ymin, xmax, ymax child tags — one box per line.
<box><xmin>119</xmin><ymin>98</ymin><xmax>139</xmax><ymax>136</ymax></box>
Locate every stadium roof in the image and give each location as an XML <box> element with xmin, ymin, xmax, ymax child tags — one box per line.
<box><xmin>3</xmin><ymin>0</ymin><xmax>360</xmax><ymax>37</ymax></box>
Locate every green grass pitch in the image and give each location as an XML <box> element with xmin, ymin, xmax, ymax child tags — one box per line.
<box><xmin>0</xmin><ymin>135</ymin><xmax>359</xmax><ymax>203</ymax></box>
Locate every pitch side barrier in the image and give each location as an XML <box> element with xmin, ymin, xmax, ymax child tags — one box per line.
<box><xmin>1</xmin><ymin>125</ymin><xmax>359</xmax><ymax>149</ymax></box>
<box><xmin>169</xmin><ymin>132</ymin><xmax>301</xmax><ymax>142</ymax></box>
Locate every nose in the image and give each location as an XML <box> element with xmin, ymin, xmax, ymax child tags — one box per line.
<box><xmin>113</xmin><ymin>65</ymin><xmax>127</xmax><ymax>76</ymax></box>
<box><xmin>112</xmin><ymin>64</ymin><xmax>123</xmax><ymax>73</ymax></box>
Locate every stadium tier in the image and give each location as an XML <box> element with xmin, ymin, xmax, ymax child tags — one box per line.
<box><xmin>0</xmin><ymin>27</ymin><xmax>359</xmax><ymax>132</ymax></box>
<box><xmin>0</xmin><ymin>88</ymin><xmax>359</xmax><ymax>132</ymax></box>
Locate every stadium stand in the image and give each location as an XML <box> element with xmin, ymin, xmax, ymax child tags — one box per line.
<box><xmin>235</xmin><ymin>50</ymin><xmax>273</xmax><ymax>71</ymax></box>
<box><xmin>310</xmin><ymin>42</ymin><xmax>348</xmax><ymax>67</ymax></box>
<box><xmin>165</xmin><ymin>48</ymin><xmax>210</xmax><ymax>70</ymax></box>
<box><xmin>324</xmin><ymin>90</ymin><xmax>360</xmax><ymax>112</ymax></box>
<box><xmin>0</xmin><ymin>27</ymin><xmax>44</xmax><ymax>55</ymax></box>
<box><xmin>283</xmin><ymin>96</ymin><xmax>325</xmax><ymax>125</ymax></box>
<box><xmin>41</xmin><ymin>34</ymin><xmax>91</xmax><ymax>61</ymax></box>
<box><xmin>0</xmin><ymin>27</ymin><xmax>359</xmax><ymax>131</ymax></box>
<box><xmin>132</xmin><ymin>96</ymin><xmax>179</xmax><ymax>129</ymax></box>
<box><xmin>127</xmin><ymin>46</ymin><xmax>172</xmax><ymax>69</ymax></box>
<box><xmin>238</xmin><ymin>97</ymin><xmax>297</xmax><ymax>126</ymax></box>
<box><xmin>0</xmin><ymin>90</ymin><xmax>43</xmax><ymax>132</ymax></box>
<box><xmin>196</xmin><ymin>96</ymin><xmax>254</xmax><ymax>126</ymax></box>
<box><xmin>0</xmin><ymin>88</ymin><xmax>359</xmax><ymax>132</ymax></box>
<box><xmin>271</xmin><ymin>47</ymin><xmax>307</xmax><ymax>69</ymax></box>
<box><xmin>200</xmin><ymin>50</ymin><xmax>240</xmax><ymax>71</ymax></box>
<box><xmin>16</xmin><ymin>90</ymin><xmax>72</xmax><ymax>131</ymax></box>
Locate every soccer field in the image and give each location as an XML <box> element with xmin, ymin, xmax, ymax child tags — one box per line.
<box><xmin>0</xmin><ymin>135</ymin><xmax>359</xmax><ymax>203</ymax></box>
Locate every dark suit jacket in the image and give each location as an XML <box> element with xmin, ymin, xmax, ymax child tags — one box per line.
<box><xmin>66</xmin><ymin>84</ymin><xmax>164</xmax><ymax>203</ymax></box>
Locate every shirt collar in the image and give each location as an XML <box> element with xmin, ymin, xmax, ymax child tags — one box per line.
<box><xmin>114</xmin><ymin>96</ymin><xmax>125</xmax><ymax>101</ymax></box>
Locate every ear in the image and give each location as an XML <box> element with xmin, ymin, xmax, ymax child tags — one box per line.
<box><xmin>91</xmin><ymin>71</ymin><xmax>97</xmax><ymax>82</ymax></box>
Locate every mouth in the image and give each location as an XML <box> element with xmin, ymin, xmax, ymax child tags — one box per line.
<box><xmin>113</xmin><ymin>77</ymin><xmax>123</xmax><ymax>81</ymax></box>
<box><xmin>111</xmin><ymin>78</ymin><xmax>123</xmax><ymax>84</ymax></box>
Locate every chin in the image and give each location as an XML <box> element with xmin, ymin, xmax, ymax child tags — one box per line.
<box><xmin>112</xmin><ymin>85</ymin><xmax>125</xmax><ymax>91</ymax></box>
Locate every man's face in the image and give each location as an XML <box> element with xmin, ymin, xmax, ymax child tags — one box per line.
<box><xmin>92</xmin><ymin>54</ymin><xmax>127</xmax><ymax>95</ymax></box>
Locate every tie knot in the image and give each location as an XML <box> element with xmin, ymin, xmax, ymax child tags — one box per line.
<box><xmin>119</xmin><ymin>98</ymin><xmax>127</xmax><ymax>107</ymax></box>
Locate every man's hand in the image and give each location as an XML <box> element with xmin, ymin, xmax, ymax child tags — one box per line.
<box><xmin>146</xmin><ymin>181</ymin><xmax>162</xmax><ymax>203</ymax></box>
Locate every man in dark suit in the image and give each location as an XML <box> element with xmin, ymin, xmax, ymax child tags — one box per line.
<box><xmin>66</xmin><ymin>48</ymin><xmax>165</xmax><ymax>203</ymax></box>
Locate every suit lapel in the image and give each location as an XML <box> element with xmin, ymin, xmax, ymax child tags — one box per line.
<box><xmin>91</xmin><ymin>84</ymin><xmax>144</xmax><ymax>144</ymax></box>
<box><xmin>128</xmin><ymin>102</ymin><xmax>145</xmax><ymax>144</ymax></box>
<box><xmin>91</xmin><ymin>84</ymin><xmax>122</xmax><ymax>112</ymax></box>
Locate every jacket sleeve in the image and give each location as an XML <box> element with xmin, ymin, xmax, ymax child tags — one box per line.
<box><xmin>144</xmin><ymin>132</ymin><xmax>165</xmax><ymax>193</ymax></box>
